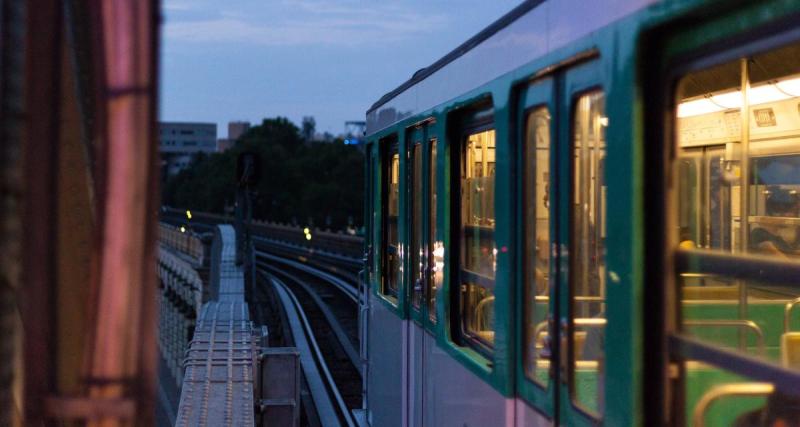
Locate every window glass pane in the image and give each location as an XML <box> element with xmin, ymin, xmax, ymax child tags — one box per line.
<box><xmin>428</xmin><ymin>139</ymin><xmax>440</xmax><ymax>322</ymax></box>
<box><xmin>460</xmin><ymin>128</ymin><xmax>496</xmax><ymax>350</ymax></box>
<box><xmin>674</xmin><ymin>43</ymin><xmax>800</xmax><ymax>369</ymax></box>
<box><xmin>383</xmin><ymin>143</ymin><xmax>400</xmax><ymax>301</ymax></box>
<box><xmin>571</xmin><ymin>92</ymin><xmax>606</xmax><ymax>415</ymax></box>
<box><xmin>524</xmin><ymin>107</ymin><xmax>552</xmax><ymax>386</ymax></box>
<box><xmin>411</xmin><ymin>143</ymin><xmax>424</xmax><ymax>308</ymax></box>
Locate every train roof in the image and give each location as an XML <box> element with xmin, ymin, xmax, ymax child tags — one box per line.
<box><xmin>368</xmin><ymin>0</ymin><xmax>544</xmax><ymax>114</ymax></box>
<box><xmin>365</xmin><ymin>0</ymin><xmax>656</xmax><ymax>136</ymax></box>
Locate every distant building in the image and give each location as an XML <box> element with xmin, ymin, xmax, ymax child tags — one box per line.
<box><xmin>228</xmin><ymin>121</ymin><xmax>250</xmax><ymax>140</ymax></box>
<box><xmin>216</xmin><ymin>121</ymin><xmax>251</xmax><ymax>153</ymax></box>
<box><xmin>159</xmin><ymin>122</ymin><xmax>217</xmax><ymax>177</ymax></box>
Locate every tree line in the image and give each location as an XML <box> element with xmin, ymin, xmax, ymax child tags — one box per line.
<box><xmin>162</xmin><ymin>117</ymin><xmax>364</xmax><ymax>231</ymax></box>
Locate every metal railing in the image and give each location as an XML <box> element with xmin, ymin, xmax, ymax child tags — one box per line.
<box><xmin>159</xmin><ymin>223</ymin><xmax>205</xmax><ymax>265</ymax></box>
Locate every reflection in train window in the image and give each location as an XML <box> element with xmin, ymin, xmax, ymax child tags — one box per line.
<box><xmin>382</xmin><ymin>138</ymin><xmax>400</xmax><ymax>302</ymax></box>
<box><xmin>428</xmin><ymin>140</ymin><xmax>440</xmax><ymax>322</ymax></box>
<box><xmin>410</xmin><ymin>142</ymin><xmax>424</xmax><ymax>309</ymax></box>
<box><xmin>523</xmin><ymin>107</ymin><xmax>552</xmax><ymax>386</ymax></box>
<box><xmin>459</xmin><ymin>128</ymin><xmax>496</xmax><ymax>351</ymax></box>
<box><xmin>674</xmin><ymin>41</ymin><xmax>800</xmax><ymax>422</ymax></box>
<box><xmin>571</xmin><ymin>91</ymin><xmax>606</xmax><ymax>416</ymax></box>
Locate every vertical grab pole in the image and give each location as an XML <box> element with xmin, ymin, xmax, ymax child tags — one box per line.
<box><xmin>738</xmin><ymin>58</ymin><xmax>751</xmax><ymax>349</ymax></box>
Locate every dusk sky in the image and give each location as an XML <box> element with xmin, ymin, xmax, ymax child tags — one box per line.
<box><xmin>160</xmin><ymin>0</ymin><xmax>521</xmax><ymax>137</ymax></box>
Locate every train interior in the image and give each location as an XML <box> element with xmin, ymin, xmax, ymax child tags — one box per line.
<box><xmin>675</xmin><ymin>42</ymin><xmax>800</xmax><ymax>423</ymax></box>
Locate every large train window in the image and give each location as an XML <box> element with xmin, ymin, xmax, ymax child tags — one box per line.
<box><xmin>381</xmin><ymin>136</ymin><xmax>400</xmax><ymax>302</ymax></box>
<box><xmin>672</xmin><ymin>41</ymin><xmax>800</xmax><ymax>425</ymax></box>
<box><xmin>571</xmin><ymin>91</ymin><xmax>607</xmax><ymax>416</ymax></box>
<box><xmin>457</xmin><ymin>116</ymin><xmax>497</xmax><ymax>353</ymax></box>
<box><xmin>524</xmin><ymin>106</ymin><xmax>552</xmax><ymax>385</ymax></box>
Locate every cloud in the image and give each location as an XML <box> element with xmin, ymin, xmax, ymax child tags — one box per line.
<box><xmin>162</xmin><ymin>1</ymin><xmax>193</xmax><ymax>12</ymax></box>
<box><xmin>163</xmin><ymin>0</ymin><xmax>448</xmax><ymax>47</ymax></box>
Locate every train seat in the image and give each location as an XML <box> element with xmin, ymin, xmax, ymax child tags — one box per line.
<box><xmin>683</xmin><ymin>285</ymin><xmax>740</xmax><ymax>300</ymax></box>
<box><xmin>781</xmin><ymin>332</ymin><xmax>800</xmax><ymax>368</ymax></box>
<box><xmin>477</xmin><ymin>331</ymin><xmax>495</xmax><ymax>343</ymax></box>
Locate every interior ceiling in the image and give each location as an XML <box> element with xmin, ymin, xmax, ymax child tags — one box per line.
<box><xmin>678</xmin><ymin>43</ymin><xmax>800</xmax><ymax>100</ymax></box>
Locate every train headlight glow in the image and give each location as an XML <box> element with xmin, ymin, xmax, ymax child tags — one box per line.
<box><xmin>186</xmin><ymin>210</ymin><xmax>192</xmax><ymax>219</ymax></box>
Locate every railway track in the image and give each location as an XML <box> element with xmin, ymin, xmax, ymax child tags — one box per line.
<box><xmin>256</xmin><ymin>251</ymin><xmax>362</xmax><ymax>426</ymax></box>
<box><xmin>159</xmin><ymin>214</ymin><xmax>365</xmax><ymax>423</ymax></box>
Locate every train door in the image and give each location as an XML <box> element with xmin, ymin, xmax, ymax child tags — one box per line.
<box><xmin>517</xmin><ymin>60</ymin><xmax>608</xmax><ymax>426</ymax></box>
<box><xmin>405</xmin><ymin>122</ymin><xmax>435</xmax><ymax>426</ymax></box>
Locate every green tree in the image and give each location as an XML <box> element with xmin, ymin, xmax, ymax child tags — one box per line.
<box><xmin>162</xmin><ymin>117</ymin><xmax>364</xmax><ymax>230</ymax></box>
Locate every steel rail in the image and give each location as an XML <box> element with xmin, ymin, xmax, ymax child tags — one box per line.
<box><xmin>269</xmin><ymin>274</ymin><xmax>357</xmax><ymax>427</ymax></box>
<box><xmin>254</xmin><ymin>235</ymin><xmax>362</xmax><ymax>270</ymax></box>
<box><xmin>256</xmin><ymin>250</ymin><xmax>358</xmax><ymax>303</ymax></box>
<box><xmin>254</xmin><ymin>238</ymin><xmax>360</xmax><ymax>284</ymax></box>
<box><xmin>259</xmin><ymin>262</ymin><xmax>360</xmax><ymax>369</ymax></box>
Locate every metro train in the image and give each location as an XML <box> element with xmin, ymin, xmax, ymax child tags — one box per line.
<box><xmin>360</xmin><ymin>0</ymin><xmax>800</xmax><ymax>425</ymax></box>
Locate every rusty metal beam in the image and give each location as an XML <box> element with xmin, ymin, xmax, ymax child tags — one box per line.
<box><xmin>18</xmin><ymin>0</ymin><xmax>160</xmax><ymax>425</ymax></box>
<box><xmin>0</xmin><ymin>0</ymin><xmax>26</xmax><ymax>425</ymax></box>
<box><xmin>21</xmin><ymin>0</ymin><xmax>63</xmax><ymax>424</ymax></box>
<box><xmin>82</xmin><ymin>1</ymin><xmax>160</xmax><ymax>426</ymax></box>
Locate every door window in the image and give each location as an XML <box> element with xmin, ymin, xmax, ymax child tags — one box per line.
<box><xmin>382</xmin><ymin>137</ymin><xmax>400</xmax><ymax>302</ymax></box>
<box><xmin>428</xmin><ymin>139</ymin><xmax>440</xmax><ymax>322</ymax></box>
<box><xmin>410</xmin><ymin>142</ymin><xmax>424</xmax><ymax>309</ymax></box>
<box><xmin>570</xmin><ymin>91</ymin><xmax>607</xmax><ymax>416</ymax></box>
<box><xmin>524</xmin><ymin>107</ymin><xmax>553</xmax><ymax>386</ymax></box>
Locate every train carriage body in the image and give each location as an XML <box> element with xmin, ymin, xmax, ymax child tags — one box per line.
<box><xmin>362</xmin><ymin>0</ymin><xmax>800</xmax><ymax>425</ymax></box>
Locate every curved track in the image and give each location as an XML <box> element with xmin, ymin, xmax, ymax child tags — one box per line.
<box><xmin>256</xmin><ymin>249</ymin><xmax>362</xmax><ymax>426</ymax></box>
<box><xmin>269</xmin><ymin>274</ymin><xmax>358</xmax><ymax>427</ymax></box>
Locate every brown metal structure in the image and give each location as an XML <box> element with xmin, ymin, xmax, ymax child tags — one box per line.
<box><xmin>13</xmin><ymin>0</ymin><xmax>160</xmax><ymax>425</ymax></box>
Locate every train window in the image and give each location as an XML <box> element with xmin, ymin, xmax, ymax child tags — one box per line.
<box><xmin>410</xmin><ymin>142</ymin><xmax>424</xmax><ymax>308</ymax></box>
<box><xmin>381</xmin><ymin>138</ymin><xmax>400</xmax><ymax>302</ymax></box>
<box><xmin>523</xmin><ymin>107</ymin><xmax>552</xmax><ymax>386</ymax></box>
<box><xmin>459</xmin><ymin>127</ymin><xmax>497</xmax><ymax>351</ymax></box>
<box><xmin>672</xmin><ymin>41</ymin><xmax>800</xmax><ymax>423</ymax></box>
<box><xmin>428</xmin><ymin>139</ymin><xmax>440</xmax><ymax>322</ymax></box>
<box><xmin>571</xmin><ymin>91</ymin><xmax>607</xmax><ymax>416</ymax></box>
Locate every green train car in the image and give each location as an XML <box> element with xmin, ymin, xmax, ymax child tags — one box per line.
<box><xmin>360</xmin><ymin>0</ymin><xmax>800</xmax><ymax>425</ymax></box>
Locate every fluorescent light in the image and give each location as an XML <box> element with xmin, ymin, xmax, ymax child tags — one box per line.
<box><xmin>677</xmin><ymin>98</ymin><xmax>726</xmax><ymax>118</ymax></box>
<box><xmin>750</xmin><ymin>84</ymin><xmax>789</xmax><ymax>105</ymax></box>
<box><xmin>775</xmin><ymin>76</ymin><xmax>800</xmax><ymax>97</ymax></box>
<box><xmin>710</xmin><ymin>91</ymin><xmax>741</xmax><ymax>109</ymax></box>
